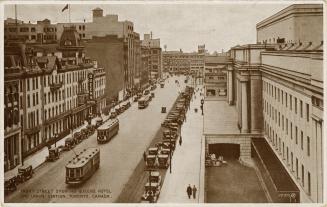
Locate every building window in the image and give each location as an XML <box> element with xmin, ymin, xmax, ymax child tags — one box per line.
<box><xmin>27</xmin><ymin>79</ymin><xmax>30</xmax><ymax>91</ymax></box>
<box><xmin>296</xmin><ymin>158</ymin><xmax>299</xmax><ymax>178</ymax></box>
<box><xmin>286</xmin><ymin>118</ymin><xmax>288</xmax><ymax>134</ymax></box>
<box><xmin>295</xmin><ymin>98</ymin><xmax>298</xmax><ymax>114</ymax></box>
<box><xmin>285</xmin><ymin>92</ymin><xmax>288</xmax><ymax>107</ymax></box>
<box><xmin>300</xmin><ymin>100</ymin><xmax>303</xmax><ymax>118</ymax></box>
<box><xmin>306</xmin><ymin>103</ymin><xmax>310</xmax><ymax>122</ymax></box>
<box><xmin>290</xmin><ymin>122</ymin><xmax>293</xmax><ymax>139</ymax></box>
<box><xmin>36</xmin><ymin>92</ymin><xmax>39</xmax><ymax>105</ymax></box>
<box><xmin>302</xmin><ymin>165</ymin><xmax>304</xmax><ymax>186</ymax></box>
<box><xmin>301</xmin><ymin>131</ymin><xmax>303</xmax><ymax>150</ymax></box>
<box><xmin>281</xmin><ymin>91</ymin><xmax>284</xmax><ymax>104</ymax></box>
<box><xmin>290</xmin><ymin>95</ymin><xmax>292</xmax><ymax>110</ymax></box>
<box><xmin>295</xmin><ymin>126</ymin><xmax>298</xmax><ymax>144</ymax></box>
<box><xmin>291</xmin><ymin>152</ymin><xmax>294</xmax><ymax>171</ymax></box>
<box><xmin>308</xmin><ymin>172</ymin><xmax>311</xmax><ymax>195</ymax></box>
<box><xmin>307</xmin><ymin>136</ymin><xmax>310</xmax><ymax>156</ymax></box>
<box><xmin>32</xmin><ymin>94</ymin><xmax>35</xmax><ymax>106</ymax></box>
<box><xmin>286</xmin><ymin>147</ymin><xmax>289</xmax><ymax>164</ymax></box>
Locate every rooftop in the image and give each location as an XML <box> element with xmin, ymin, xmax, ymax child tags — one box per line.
<box><xmin>256</xmin><ymin>4</ymin><xmax>323</xmax><ymax>29</ymax></box>
<box><xmin>205</xmin><ymin>55</ymin><xmax>230</xmax><ymax>64</ymax></box>
<box><xmin>203</xmin><ymin>100</ymin><xmax>239</xmax><ymax>135</ymax></box>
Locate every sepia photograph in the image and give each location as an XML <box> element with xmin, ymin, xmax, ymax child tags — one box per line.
<box><xmin>1</xmin><ymin>0</ymin><xmax>325</xmax><ymax>205</ymax></box>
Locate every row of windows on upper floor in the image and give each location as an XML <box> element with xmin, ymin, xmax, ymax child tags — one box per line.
<box><xmin>264</xmin><ymin>121</ymin><xmax>312</xmax><ymax>195</ymax></box>
<box><xmin>5</xmin><ymin>27</ymin><xmax>57</xmax><ymax>33</ymax></box>
<box><xmin>264</xmin><ymin>105</ymin><xmax>311</xmax><ymax>157</ymax></box>
<box><xmin>25</xmin><ymin>70</ymin><xmax>97</xmax><ymax>92</ymax></box>
<box><xmin>263</xmin><ymin>80</ymin><xmax>312</xmax><ymax>121</ymax></box>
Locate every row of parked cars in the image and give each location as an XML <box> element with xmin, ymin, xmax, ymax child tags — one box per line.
<box><xmin>141</xmin><ymin>86</ymin><xmax>194</xmax><ymax>203</ymax></box>
<box><xmin>109</xmin><ymin>101</ymin><xmax>131</xmax><ymax>119</ymax></box>
<box><xmin>5</xmin><ymin>165</ymin><xmax>34</xmax><ymax>195</ymax></box>
<box><xmin>4</xmin><ymin>121</ymin><xmax>100</xmax><ymax>195</ymax></box>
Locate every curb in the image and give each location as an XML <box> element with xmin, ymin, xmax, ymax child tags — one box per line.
<box><xmin>199</xmin><ymin>134</ymin><xmax>206</xmax><ymax>203</ymax></box>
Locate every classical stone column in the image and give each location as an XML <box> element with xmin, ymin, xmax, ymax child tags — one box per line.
<box><xmin>250</xmin><ymin>75</ymin><xmax>263</xmax><ymax>133</ymax></box>
<box><xmin>227</xmin><ymin>69</ymin><xmax>233</xmax><ymax>105</ymax></box>
<box><xmin>241</xmin><ymin>81</ymin><xmax>249</xmax><ymax>133</ymax></box>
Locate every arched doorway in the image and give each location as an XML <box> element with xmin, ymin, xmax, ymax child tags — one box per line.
<box><xmin>208</xmin><ymin>143</ymin><xmax>240</xmax><ymax>159</ymax></box>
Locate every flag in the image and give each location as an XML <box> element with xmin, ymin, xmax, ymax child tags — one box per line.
<box><xmin>62</xmin><ymin>4</ymin><xmax>68</xmax><ymax>12</ymax></box>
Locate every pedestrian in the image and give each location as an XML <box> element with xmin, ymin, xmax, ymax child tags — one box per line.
<box><xmin>143</xmin><ymin>151</ymin><xmax>147</xmax><ymax>162</ymax></box>
<box><xmin>179</xmin><ymin>136</ymin><xmax>182</xmax><ymax>146</ymax></box>
<box><xmin>186</xmin><ymin>184</ymin><xmax>192</xmax><ymax>199</ymax></box>
<box><xmin>192</xmin><ymin>185</ymin><xmax>197</xmax><ymax>199</ymax></box>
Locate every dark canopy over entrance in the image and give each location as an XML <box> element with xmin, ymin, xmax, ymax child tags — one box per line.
<box><xmin>209</xmin><ymin>143</ymin><xmax>240</xmax><ymax>159</ymax></box>
<box><xmin>252</xmin><ymin>138</ymin><xmax>300</xmax><ymax>203</ymax></box>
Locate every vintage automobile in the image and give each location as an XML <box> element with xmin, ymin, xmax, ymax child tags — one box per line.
<box><xmin>162</xmin><ymin>138</ymin><xmax>176</xmax><ymax>150</ymax></box>
<box><xmin>150</xmin><ymin>85</ymin><xmax>157</xmax><ymax>91</ymax></box>
<box><xmin>86</xmin><ymin>124</ymin><xmax>96</xmax><ymax>135</ymax></box>
<box><xmin>148</xmin><ymin>147</ymin><xmax>159</xmax><ymax>156</ymax></box>
<box><xmin>73</xmin><ymin>132</ymin><xmax>82</xmax><ymax>143</ymax></box>
<box><xmin>63</xmin><ymin>137</ymin><xmax>75</xmax><ymax>151</ymax></box>
<box><xmin>109</xmin><ymin>111</ymin><xmax>118</xmax><ymax>119</ymax></box>
<box><xmin>144</xmin><ymin>89</ymin><xmax>150</xmax><ymax>96</ymax></box>
<box><xmin>141</xmin><ymin>182</ymin><xmax>161</xmax><ymax>203</ymax></box>
<box><xmin>157</xmin><ymin>141</ymin><xmax>172</xmax><ymax>151</ymax></box>
<box><xmin>95</xmin><ymin>117</ymin><xmax>103</xmax><ymax>128</ymax></box>
<box><xmin>17</xmin><ymin>165</ymin><xmax>33</xmax><ymax>183</ymax></box>
<box><xmin>46</xmin><ymin>146</ymin><xmax>60</xmax><ymax>162</ymax></box>
<box><xmin>146</xmin><ymin>155</ymin><xmax>157</xmax><ymax>169</ymax></box>
<box><xmin>149</xmin><ymin>171</ymin><xmax>162</xmax><ymax>185</ymax></box>
<box><xmin>168</xmin><ymin>123</ymin><xmax>179</xmax><ymax>131</ymax></box>
<box><xmin>151</xmin><ymin>92</ymin><xmax>155</xmax><ymax>98</ymax></box>
<box><xmin>4</xmin><ymin>174</ymin><xmax>17</xmax><ymax>195</ymax></box>
<box><xmin>160</xmin><ymin>148</ymin><xmax>171</xmax><ymax>155</ymax></box>
<box><xmin>163</xmin><ymin>130</ymin><xmax>177</xmax><ymax>139</ymax></box>
<box><xmin>158</xmin><ymin>154</ymin><xmax>170</xmax><ymax>169</ymax></box>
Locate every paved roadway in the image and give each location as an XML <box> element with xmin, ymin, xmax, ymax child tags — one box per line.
<box><xmin>5</xmin><ymin>75</ymin><xmax>186</xmax><ymax>203</ymax></box>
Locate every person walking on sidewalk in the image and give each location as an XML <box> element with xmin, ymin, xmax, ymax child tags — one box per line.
<box><xmin>179</xmin><ymin>136</ymin><xmax>182</xmax><ymax>146</ymax></box>
<box><xmin>192</xmin><ymin>185</ymin><xmax>197</xmax><ymax>199</ymax></box>
<box><xmin>186</xmin><ymin>185</ymin><xmax>192</xmax><ymax>199</ymax></box>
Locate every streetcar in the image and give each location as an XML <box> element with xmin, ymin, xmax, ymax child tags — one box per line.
<box><xmin>65</xmin><ymin>147</ymin><xmax>100</xmax><ymax>185</ymax></box>
<box><xmin>97</xmin><ymin>118</ymin><xmax>119</xmax><ymax>144</ymax></box>
<box><xmin>138</xmin><ymin>95</ymin><xmax>151</xmax><ymax>109</ymax></box>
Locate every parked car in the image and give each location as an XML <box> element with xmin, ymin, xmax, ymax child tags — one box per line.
<box><xmin>141</xmin><ymin>182</ymin><xmax>161</xmax><ymax>203</ymax></box>
<box><xmin>46</xmin><ymin>146</ymin><xmax>60</xmax><ymax>162</ymax></box>
<box><xmin>109</xmin><ymin>111</ymin><xmax>118</xmax><ymax>119</ymax></box>
<box><xmin>158</xmin><ymin>154</ymin><xmax>170</xmax><ymax>169</ymax></box>
<box><xmin>63</xmin><ymin>137</ymin><xmax>75</xmax><ymax>151</ymax></box>
<box><xmin>17</xmin><ymin>165</ymin><xmax>33</xmax><ymax>183</ymax></box>
<box><xmin>4</xmin><ymin>174</ymin><xmax>17</xmax><ymax>195</ymax></box>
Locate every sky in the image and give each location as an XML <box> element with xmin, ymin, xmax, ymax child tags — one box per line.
<box><xmin>4</xmin><ymin>2</ymin><xmax>290</xmax><ymax>53</ymax></box>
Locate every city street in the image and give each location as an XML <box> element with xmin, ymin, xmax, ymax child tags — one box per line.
<box><xmin>5</xmin><ymin>75</ymin><xmax>186</xmax><ymax>203</ymax></box>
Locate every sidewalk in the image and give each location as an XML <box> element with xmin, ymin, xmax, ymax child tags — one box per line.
<box><xmin>158</xmin><ymin>86</ymin><xmax>204</xmax><ymax>203</ymax></box>
<box><xmin>4</xmin><ymin>98</ymin><xmax>132</xmax><ymax>178</ymax></box>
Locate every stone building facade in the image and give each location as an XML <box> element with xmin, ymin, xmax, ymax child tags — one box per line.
<box><xmin>204</xmin><ymin>4</ymin><xmax>323</xmax><ymax>202</ymax></box>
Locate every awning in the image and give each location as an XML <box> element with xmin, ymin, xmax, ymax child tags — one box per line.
<box><xmin>252</xmin><ymin>138</ymin><xmax>300</xmax><ymax>202</ymax></box>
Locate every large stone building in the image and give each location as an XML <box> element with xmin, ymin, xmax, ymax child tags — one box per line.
<box><xmin>141</xmin><ymin>33</ymin><xmax>162</xmax><ymax>80</ymax></box>
<box><xmin>204</xmin><ymin>4</ymin><xmax>323</xmax><ymax>203</ymax></box>
<box><xmin>5</xmin><ymin>7</ymin><xmax>141</xmax><ymax>97</ymax></box>
<box><xmin>4</xmin><ymin>44</ymin><xmax>23</xmax><ymax>171</ymax></box>
<box><xmin>83</xmin><ymin>35</ymin><xmax>126</xmax><ymax>102</ymax></box>
<box><xmin>56</xmin><ymin>8</ymin><xmax>139</xmax><ymax>93</ymax></box>
<box><xmin>4</xmin><ymin>26</ymin><xmax>106</xmax><ymax>170</ymax></box>
<box><xmin>203</xmin><ymin>55</ymin><xmax>232</xmax><ymax>99</ymax></box>
<box><xmin>4</xmin><ymin>18</ymin><xmax>57</xmax><ymax>44</ymax></box>
<box><xmin>162</xmin><ymin>48</ymin><xmax>204</xmax><ymax>75</ymax></box>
